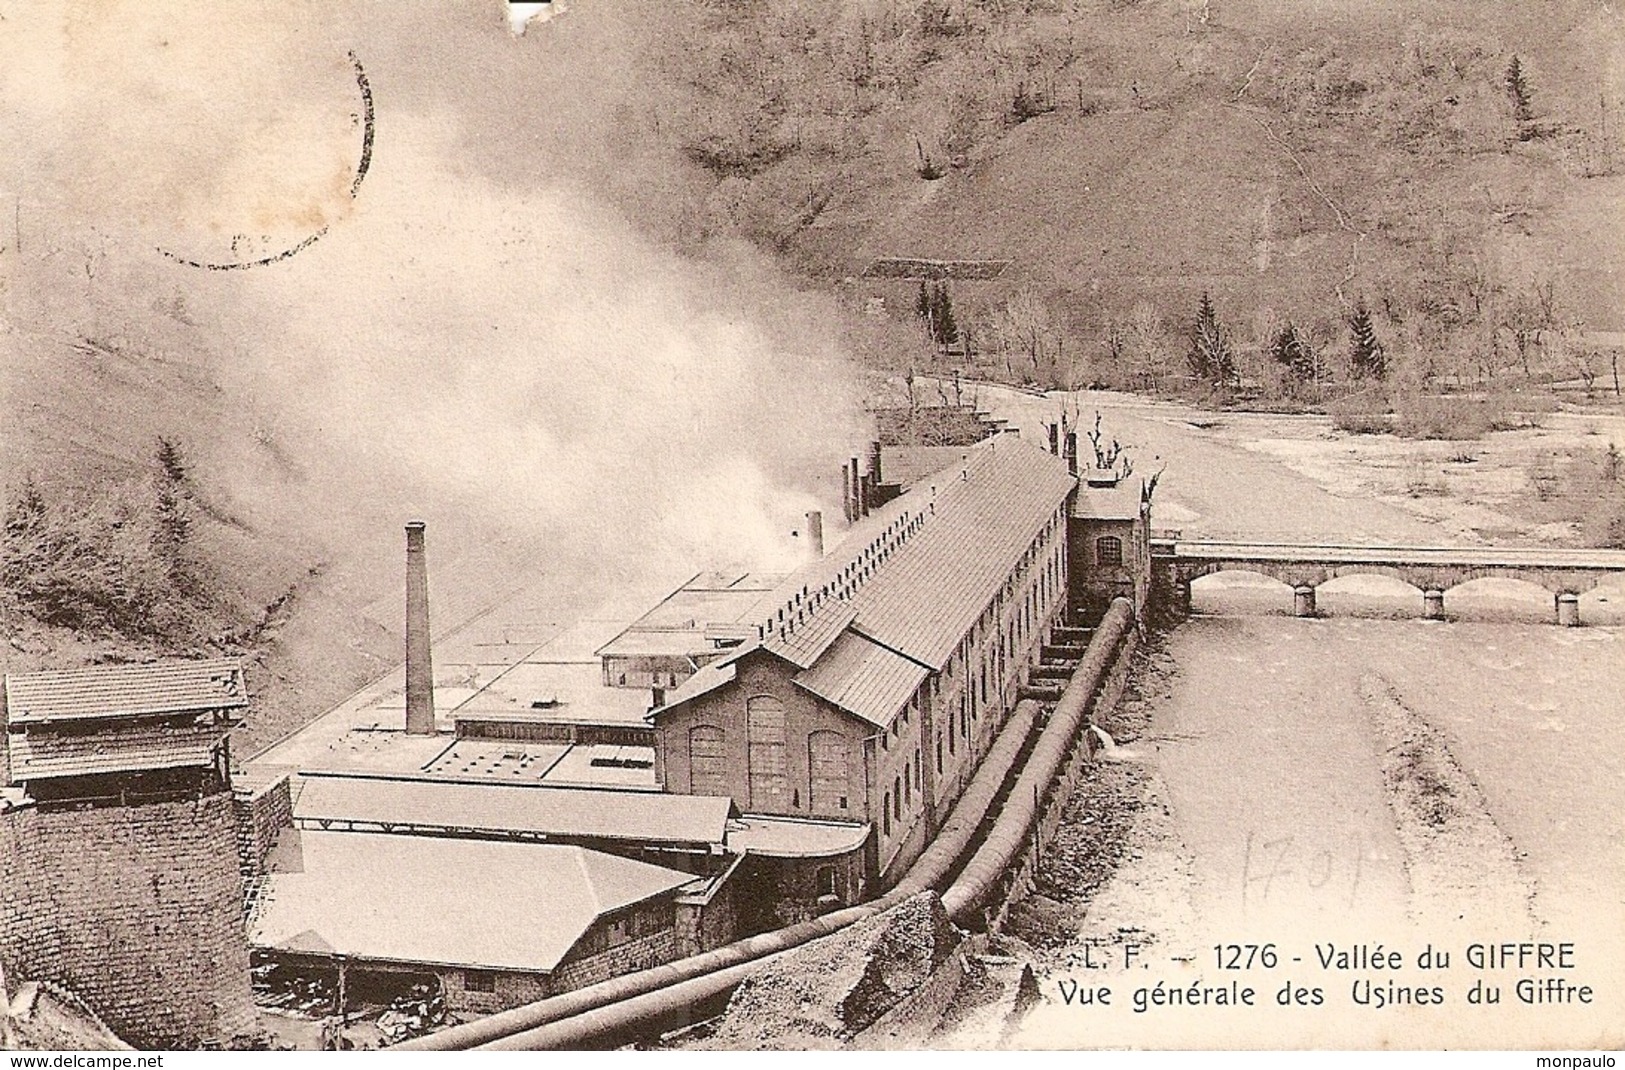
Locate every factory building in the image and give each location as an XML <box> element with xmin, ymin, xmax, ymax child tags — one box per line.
<box><xmin>649</xmin><ymin>436</ymin><xmax>1077</xmax><ymax>895</ymax></box>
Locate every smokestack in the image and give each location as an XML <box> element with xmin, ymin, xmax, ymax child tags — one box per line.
<box><xmin>805</xmin><ymin>510</ymin><xmax>824</xmax><ymax>558</ymax></box>
<box><xmin>867</xmin><ymin>440</ymin><xmax>883</xmax><ymax>489</ymax></box>
<box><xmin>1064</xmin><ymin>432</ymin><xmax>1079</xmax><ymax>477</ymax></box>
<box><xmin>859</xmin><ymin>473</ymin><xmax>871</xmax><ymax>517</ymax></box>
<box><xmin>1048</xmin><ymin>422</ymin><xmax>1059</xmax><ymax>456</ymax></box>
<box><xmin>841</xmin><ymin>464</ymin><xmax>854</xmax><ymax>523</ymax></box>
<box><xmin>849</xmin><ymin>457</ymin><xmax>861</xmax><ymax>523</ymax></box>
<box><xmin>405</xmin><ymin>521</ymin><xmax>435</xmax><ymax>736</ymax></box>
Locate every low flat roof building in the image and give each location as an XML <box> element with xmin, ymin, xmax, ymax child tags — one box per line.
<box><xmin>292</xmin><ymin>773</ymin><xmax>734</xmax><ymax>857</ymax></box>
<box><xmin>595</xmin><ymin>571</ymin><xmax>785</xmax><ymax>696</ymax></box>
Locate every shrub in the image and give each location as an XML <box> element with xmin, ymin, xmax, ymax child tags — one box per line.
<box><xmin>1329</xmin><ymin>392</ymin><xmax>1392</xmax><ymax>435</ymax></box>
<box><xmin>1393</xmin><ymin>394</ymin><xmax>1494</xmax><ymax>439</ymax></box>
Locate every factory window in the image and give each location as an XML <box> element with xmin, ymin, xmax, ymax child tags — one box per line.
<box><xmin>809</xmin><ymin>731</ymin><xmax>850</xmax><ymax>814</ymax></box>
<box><xmin>882</xmin><ymin>795</ymin><xmax>891</xmax><ymax>836</ymax></box>
<box><xmin>1096</xmin><ymin>536</ymin><xmax>1124</xmax><ymax>566</ymax></box>
<box><xmin>688</xmin><ymin>725</ymin><xmax>727</xmax><ymax>797</ymax></box>
<box><xmin>464</xmin><ymin>970</ymin><xmax>497</xmax><ymax>994</ymax></box>
<box><xmin>893</xmin><ymin>777</ymin><xmax>902</xmax><ymax>820</ymax></box>
<box><xmin>817</xmin><ymin>865</ymin><xmax>839</xmax><ymax>901</ymax></box>
<box><xmin>746</xmin><ymin>697</ymin><xmax>789</xmax><ymax>810</ymax></box>
<box><xmin>936</xmin><ymin>737</ymin><xmax>943</xmax><ymax>774</ymax></box>
<box><xmin>904</xmin><ymin>764</ymin><xmax>912</xmax><ymax>808</ymax></box>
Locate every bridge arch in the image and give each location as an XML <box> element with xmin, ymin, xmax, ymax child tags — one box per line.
<box><xmin>1314</xmin><ymin>573</ymin><xmax>1426</xmax><ymax>619</ymax></box>
<box><xmin>1188</xmin><ymin>569</ymin><xmax>1296</xmax><ymax>615</ymax></box>
<box><xmin>1442</xmin><ymin>576</ymin><xmax>1567</xmax><ymax>624</ymax></box>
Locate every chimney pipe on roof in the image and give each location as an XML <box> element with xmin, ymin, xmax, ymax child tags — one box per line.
<box><xmin>859</xmin><ymin>473</ymin><xmax>871</xmax><ymax>518</ymax></box>
<box><xmin>840</xmin><ymin>465</ymin><xmax>854</xmax><ymax>523</ymax></box>
<box><xmin>805</xmin><ymin>510</ymin><xmax>824</xmax><ymax>558</ymax></box>
<box><xmin>1064</xmin><ymin>432</ymin><xmax>1079</xmax><ymax>478</ymax></box>
<box><xmin>1048</xmin><ymin>422</ymin><xmax>1060</xmax><ymax>456</ymax></box>
<box><xmin>848</xmin><ymin>458</ymin><xmax>861</xmax><ymax>523</ymax></box>
<box><xmin>867</xmin><ymin>440</ymin><xmax>883</xmax><ymax>489</ymax></box>
<box><xmin>404</xmin><ymin>521</ymin><xmax>435</xmax><ymax>736</ymax></box>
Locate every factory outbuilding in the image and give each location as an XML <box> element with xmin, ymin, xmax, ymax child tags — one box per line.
<box><xmin>649</xmin><ymin>437</ymin><xmax>1076</xmax><ymax>904</ymax></box>
<box><xmin>248</xmin><ymin>831</ymin><xmax>697</xmax><ymax>1014</ymax></box>
<box><xmin>3</xmin><ymin>658</ymin><xmax>245</xmax><ymax>806</ymax></box>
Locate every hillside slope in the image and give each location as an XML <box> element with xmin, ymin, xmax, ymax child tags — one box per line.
<box><xmin>636</xmin><ymin>0</ymin><xmax>1625</xmax><ymax>385</ymax></box>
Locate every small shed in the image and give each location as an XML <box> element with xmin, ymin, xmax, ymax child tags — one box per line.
<box><xmin>3</xmin><ymin>659</ymin><xmax>246</xmax><ymax>805</ymax></box>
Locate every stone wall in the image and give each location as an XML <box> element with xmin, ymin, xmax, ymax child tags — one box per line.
<box><xmin>233</xmin><ymin>774</ymin><xmax>292</xmax><ymax>879</ymax></box>
<box><xmin>0</xmin><ymin>794</ymin><xmax>258</xmax><ymax>1048</ymax></box>
<box><xmin>547</xmin><ymin>928</ymin><xmax>678</xmax><ymax>996</ymax></box>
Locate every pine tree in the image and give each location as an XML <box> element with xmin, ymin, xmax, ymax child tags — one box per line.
<box><xmin>151</xmin><ymin>437</ymin><xmax>193</xmax><ymax>589</ymax></box>
<box><xmin>1347</xmin><ymin>300</ymin><xmax>1387</xmax><ymax>380</ymax></box>
<box><xmin>916</xmin><ymin>281</ymin><xmax>932</xmax><ymax>325</ymax></box>
<box><xmin>1501</xmin><ymin>54</ymin><xmax>1527</xmax><ymax>126</ymax></box>
<box><xmin>1270</xmin><ymin>322</ymin><xmax>1315</xmax><ymax>384</ymax></box>
<box><xmin>932</xmin><ymin>281</ymin><xmax>960</xmax><ymax>349</ymax></box>
<box><xmin>1187</xmin><ymin>292</ymin><xmax>1236</xmax><ymax>388</ymax></box>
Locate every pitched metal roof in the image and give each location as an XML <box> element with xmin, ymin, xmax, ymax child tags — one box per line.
<box><xmin>844</xmin><ymin>438</ymin><xmax>1075</xmax><ymax>669</ymax></box>
<box><xmin>651</xmin><ymin>658</ymin><xmax>736</xmax><ymax>714</ymax></box>
<box><xmin>879</xmin><ymin>445</ymin><xmax>971</xmax><ymax>490</ymax></box>
<box><xmin>4</xmin><ymin>659</ymin><xmax>247</xmax><ymax>725</ymax></box>
<box><xmin>293</xmin><ymin>774</ymin><xmax>732</xmax><ymax>846</ymax></box>
<box><xmin>249</xmin><ymin>832</ymin><xmax>693</xmax><ymax>972</ymax></box>
<box><xmin>654</xmin><ymin>438</ymin><xmax>1074</xmax><ymax>728</ymax></box>
<box><xmin>7</xmin><ymin>724</ymin><xmax>221</xmax><ymax>782</ymax></box>
<box><xmin>792</xmin><ymin>631</ymin><xmax>928</xmax><ymax>729</ymax></box>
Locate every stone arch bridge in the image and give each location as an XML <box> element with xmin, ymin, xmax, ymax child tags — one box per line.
<box><xmin>1151</xmin><ymin>539</ymin><xmax>1625</xmax><ymax>625</ymax></box>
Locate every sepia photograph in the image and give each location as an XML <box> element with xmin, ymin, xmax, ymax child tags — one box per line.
<box><xmin>0</xmin><ymin>0</ymin><xmax>1621</xmax><ymax>1056</ymax></box>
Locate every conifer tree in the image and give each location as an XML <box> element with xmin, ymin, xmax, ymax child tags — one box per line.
<box><xmin>152</xmin><ymin>437</ymin><xmax>194</xmax><ymax>591</ymax></box>
<box><xmin>1347</xmin><ymin>300</ymin><xmax>1387</xmax><ymax>380</ymax></box>
<box><xmin>1187</xmin><ymin>291</ymin><xmax>1236</xmax><ymax>388</ymax></box>
<box><xmin>1505</xmin><ymin>55</ymin><xmax>1533</xmax><ymax>128</ymax></box>
<box><xmin>1270</xmin><ymin>322</ymin><xmax>1315</xmax><ymax>384</ymax></box>
<box><xmin>932</xmin><ymin>281</ymin><xmax>960</xmax><ymax>349</ymax></box>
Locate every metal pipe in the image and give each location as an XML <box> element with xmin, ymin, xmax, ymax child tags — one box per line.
<box><xmin>941</xmin><ymin>599</ymin><xmax>1135</xmax><ymax>921</ymax></box>
<box><xmin>400</xmin><ymin>698</ymin><xmax>1045</xmax><ymax>1051</ymax></box>
<box><xmin>410</xmin><ymin>603</ymin><xmax>1138</xmax><ymax>1051</ymax></box>
<box><xmin>473</xmin><ymin>605</ymin><xmax>1139</xmax><ymax>1051</ymax></box>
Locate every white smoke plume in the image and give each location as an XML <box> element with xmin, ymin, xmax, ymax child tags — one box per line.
<box><xmin>1</xmin><ymin>1</ymin><xmax>868</xmax><ymax>631</ymax></box>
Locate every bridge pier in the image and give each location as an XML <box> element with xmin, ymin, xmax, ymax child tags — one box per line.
<box><xmin>1178</xmin><ymin>581</ymin><xmax>1192</xmax><ymax>617</ymax></box>
<box><xmin>1423</xmin><ymin>590</ymin><xmax>1445</xmax><ymax>620</ymax></box>
<box><xmin>1293</xmin><ymin>585</ymin><xmax>1317</xmax><ymax>618</ymax></box>
<box><xmin>1556</xmin><ymin>592</ymin><xmax>1581</xmax><ymax>627</ymax></box>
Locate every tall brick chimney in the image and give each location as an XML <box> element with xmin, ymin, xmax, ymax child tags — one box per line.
<box><xmin>1064</xmin><ymin>432</ymin><xmax>1079</xmax><ymax>477</ymax></box>
<box><xmin>404</xmin><ymin>521</ymin><xmax>435</xmax><ymax>736</ymax></box>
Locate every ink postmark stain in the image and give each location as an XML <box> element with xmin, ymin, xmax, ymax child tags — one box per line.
<box><xmin>157</xmin><ymin>49</ymin><xmax>374</xmax><ymax>272</ymax></box>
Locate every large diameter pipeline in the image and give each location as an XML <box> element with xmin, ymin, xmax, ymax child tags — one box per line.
<box><xmin>942</xmin><ymin>597</ymin><xmax>1135</xmax><ymax>921</ymax></box>
<box><xmin>474</xmin><ymin>605</ymin><xmax>1137</xmax><ymax>1052</ymax></box>
<box><xmin>400</xmin><ymin>700</ymin><xmax>1042</xmax><ymax>1051</ymax></box>
<box><xmin>482</xmin><ymin>700</ymin><xmax>1052</xmax><ymax>1051</ymax></box>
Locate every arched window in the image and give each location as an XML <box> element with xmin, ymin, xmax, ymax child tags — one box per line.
<box><xmin>688</xmin><ymin>725</ymin><xmax>727</xmax><ymax>796</ymax></box>
<box><xmin>746</xmin><ymin>696</ymin><xmax>788</xmax><ymax>811</ymax></box>
<box><xmin>808</xmin><ymin>731</ymin><xmax>850</xmax><ymax>814</ymax></box>
<box><xmin>1096</xmin><ymin>535</ymin><xmax>1124</xmax><ymax>566</ymax></box>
